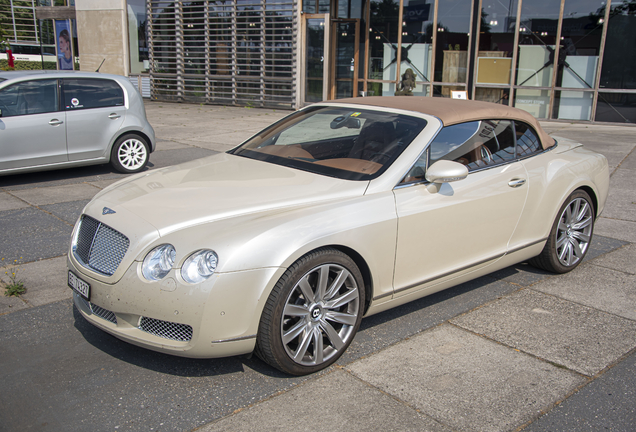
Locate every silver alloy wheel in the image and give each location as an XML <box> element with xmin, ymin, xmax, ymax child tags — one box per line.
<box><xmin>555</xmin><ymin>197</ymin><xmax>593</xmax><ymax>267</ymax></box>
<box><xmin>280</xmin><ymin>263</ymin><xmax>360</xmax><ymax>366</ymax></box>
<box><xmin>117</xmin><ymin>138</ymin><xmax>147</xmax><ymax>170</ymax></box>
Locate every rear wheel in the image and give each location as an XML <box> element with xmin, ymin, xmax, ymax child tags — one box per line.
<box><xmin>111</xmin><ymin>134</ymin><xmax>149</xmax><ymax>174</ymax></box>
<box><xmin>530</xmin><ymin>190</ymin><xmax>594</xmax><ymax>273</ymax></box>
<box><xmin>256</xmin><ymin>248</ymin><xmax>365</xmax><ymax>375</ymax></box>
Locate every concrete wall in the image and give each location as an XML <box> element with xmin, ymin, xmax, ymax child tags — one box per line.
<box><xmin>75</xmin><ymin>0</ymin><xmax>129</xmax><ymax>76</ymax></box>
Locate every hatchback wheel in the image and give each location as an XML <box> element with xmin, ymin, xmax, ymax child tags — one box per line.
<box><xmin>256</xmin><ymin>248</ymin><xmax>365</xmax><ymax>375</ymax></box>
<box><xmin>111</xmin><ymin>134</ymin><xmax>149</xmax><ymax>173</ymax></box>
<box><xmin>530</xmin><ymin>190</ymin><xmax>594</xmax><ymax>273</ymax></box>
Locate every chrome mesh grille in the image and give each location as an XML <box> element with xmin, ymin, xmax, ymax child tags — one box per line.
<box><xmin>90</xmin><ymin>303</ymin><xmax>117</xmax><ymax>324</ymax></box>
<box><xmin>76</xmin><ymin>294</ymin><xmax>117</xmax><ymax>325</ymax></box>
<box><xmin>139</xmin><ymin>317</ymin><xmax>193</xmax><ymax>342</ymax></box>
<box><xmin>73</xmin><ymin>215</ymin><xmax>129</xmax><ymax>276</ymax></box>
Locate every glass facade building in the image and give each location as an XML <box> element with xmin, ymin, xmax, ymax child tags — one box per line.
<box><xmin>137</xmin><ymin>0</ymin><xmax>635</xmax><ymax>123</ymax></box>
<box><xmin>5</xmin><ymin>1</ymin><xmax>633</xmax><ymax>123</ymax></box>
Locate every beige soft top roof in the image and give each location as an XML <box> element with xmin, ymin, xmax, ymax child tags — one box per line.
<box><xmin>327</xmin><ymin>96</ymin><xmax>555</xmax><ymax>149</ymax></box>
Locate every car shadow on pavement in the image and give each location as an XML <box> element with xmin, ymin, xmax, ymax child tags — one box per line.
<box><xmin>70</xmin><ymin>303</ymin><xmax>293</xmax><ymax>378</ymax></box>
<box><xmin>0</xmin><ymin>164</ymin><xmax>127</xmax><ymax>188</ymax></box>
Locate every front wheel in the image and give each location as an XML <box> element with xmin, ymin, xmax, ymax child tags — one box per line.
<box><xmin>256</xmin><ymin>248</ymin><xmax>365</xmax><ymax>375</ymax></box>
<box><xmin>110</xmin><ymin>134</ymin><xmax>149</xmax><ymax>174</ymax></box>
<box><xmin>530</xmin><ymin>190</ymin><xmax>595</xmax><ymax>273</ymax></box>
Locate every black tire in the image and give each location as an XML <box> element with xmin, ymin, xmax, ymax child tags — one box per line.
<box><xmin>530</xmin><ymin>190</ymin><xmax>595</xmax><ymax>274</ymax></box>
<box><xmin>110</xmin><ymin>134</ymin><xmax>149</xmax><ymax>174</ymax></box>
<box><xmin>255</xmin><ymin>248</ymin><xmax>365</xmax><ymax>375</ymax></box>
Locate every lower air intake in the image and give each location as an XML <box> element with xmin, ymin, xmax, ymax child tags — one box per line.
<box><xmin>139</xmin><ymin>316</ymin><xmax>193</xmax><ymax>342</ymax></box>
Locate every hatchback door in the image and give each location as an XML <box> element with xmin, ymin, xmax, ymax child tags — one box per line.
<box><xmin>0</xmin><ymin>79</ymin><xmax>67</xmax><ymax>170</ymax></box>
<box><xmin>62</xmin><ymin>78</ymin><xmax>126</xmax><ymax>161</ymax></box>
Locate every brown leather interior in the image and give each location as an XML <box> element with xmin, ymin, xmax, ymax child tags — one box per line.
<box><xmin>252</xmin><ymin>145</ymin><xmax>314</xmax><ymax>159</ymax></box>
<box><xmin>314</xmin><ymin>158</ymin><xmax>382</xmax><ymax>174</ymax></box>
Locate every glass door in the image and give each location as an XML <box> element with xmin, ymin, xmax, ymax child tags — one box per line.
<box><xmin>330</xmin><ymin>20</ymin><xmax>359</xmax><ymax>99</ymax></box>
<box><xmin>303</xmin><ymin>15</ymin><xmax>329</xmax><ymax>104</ymax></box>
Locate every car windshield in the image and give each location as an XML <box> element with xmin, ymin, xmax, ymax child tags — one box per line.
<box><xmin>228</xmin><ymin>106</ymin><xmax>428</xmax><ymax>181</ymax></box>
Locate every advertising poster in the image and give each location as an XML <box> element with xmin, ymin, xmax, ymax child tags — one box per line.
<box><xmin>55</xmin><ymin>19</ymin><xmax>74</xmax><ymax>70</ymax></box>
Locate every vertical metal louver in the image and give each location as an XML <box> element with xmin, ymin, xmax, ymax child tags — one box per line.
<box><xmin>148</xmin><ymin>0</ymin><xmax>297</xmax><ymax>108</ymax></box>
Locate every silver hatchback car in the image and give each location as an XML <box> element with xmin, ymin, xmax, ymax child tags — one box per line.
<box><xmin>0</xmin><ymin>71</ymin><xmax>155</xmax><ymax>176</ymax></box>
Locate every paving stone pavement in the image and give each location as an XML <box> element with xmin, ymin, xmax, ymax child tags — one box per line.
<box><xmin>0</xmin><ymin>102</ymin><xmax>635</xmax><ymax>432</ymax></box>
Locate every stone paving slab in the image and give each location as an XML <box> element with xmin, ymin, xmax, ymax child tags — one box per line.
<box><xmin>0</xmin><ymin>207</ymin><xmax>73</xmax><ymax>263</ymax></box>
<box><xmin>146</xmin><ymin>147</ymin><xmax>218</xmax><ymax>169</ymax></box>
<box><xmin>0</xmin><ymin>289</ymin><xmax>29</xmax><ymax>315</ymax></box>
<box><xmin>198</xmin><ymin>369</ymin><xmax>452</xmax><ymax>432</ymax></box>
<box><xmin>451</xmin><ymin>289</ymin><xmax>636</xmax><ymax>376</ymax></box>
<box><xmin>41</xmin><ymin>199</ymin><xmax>90</xmax><ymax>226</ymax></box>
<box><xmin>592</xmin><ymin>243</ymin><xmax>636</xmax><ymax>275</ymax></box>
<box><xmin>532</xmin><ymin>263</ymin><xmax>636</xmax><ymax>321</ymax></box>
<box><xmin>9</xmin><ymin>183</ymin><xmax>102</xmax><ymax>206</ymax></box>
<box><xmin>1</xmin><ymin>256</ymin><xmax>71</xmax><ymax>308</ymax></box>
<box><xmin>347</xmin><ymin>324</ymin><xmax>585</xmax><ymax>432</ymax></box>
<box><xmin>594</xmin><ymin>217</ymin><xmax>636</xmax><ymax>243</ymax></box>
<box><xmin>601</xmin><ymin>169</ymin><xmax>636</xmax><ymax>222</ymax></box>
<box><xmin>525</xmin><ymin>349</ymin><xmax>636</xmax><ymax>432</ymax></box>
<box><xmin>0</xmin><ymin>192</ymin><xmax>29</xmax><ymax>211</ymax></box>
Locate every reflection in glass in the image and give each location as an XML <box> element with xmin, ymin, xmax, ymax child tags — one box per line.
<box><xmin>599</xmin><ymin>1</ymin><xmax>636</xmax><ymax>90</ymax></box>
<box><xmin>334</xmin><ymin>21</ymin><xmax>357</xmax><ymax>99</ymax></box>
<box><xmin>476</xmin><ymin>0</ymin><xmax>517</xmax><ymax>88</ymax></box>
<box><xmin>553</xmin><ymin>90</ymin><xmax>594</xmax><ymax>120</ymax></box>
<box><xmin>305</xmin><ymin>19</ymin><xmax>325</xmax><ymax>102</ymax></box>
<box><xmin>368</xmin><ymin>0</ymin><xmax>400</xmax><ymax>89</ymax></box>
<box><xmin>515</xmin><ymin>0</ymin><xmax>560</xmax><ymax>88</ymax></box>
<box><xmin>556</xmin><ymin>0</ymin><xmax>603</xmax><ymax>90</ymax></box>
<box><xmin>339</xmin><ymin>0</ymin><xmax>363</xmax><ymax>19</ymax></box>
<box><xmin>434</xmin><ymin>0</ymin><xmax>471</xmax><ymax>97</ymax></box>
<box><xmin>595</xmin><ymin>93</ymin><xmax>636</xmax><ymax>124</ymax></box>
<box><xmin>475</xmin><ymin>87</ymin><xmax>510</xmax><ymax>105</ymax></box>
<box><xmin>514</xmin><ymin>88</ymin><xmax>550</xmax><ymax>119</ymax></box>
<box><xmin>401</xmin><ymin>0</ymin><xmax>433</xmax><ymax>84</ymax></box>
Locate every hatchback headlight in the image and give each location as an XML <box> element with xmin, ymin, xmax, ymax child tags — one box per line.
<box><xmin>181</xmin><ymin>250</ymin><xmax>218</xmax><ymax>284</ymax></box>
<box><xmin>142</xmin><ymin>244</ymin><xmax>176</xmax><ymax>281</ymax></box>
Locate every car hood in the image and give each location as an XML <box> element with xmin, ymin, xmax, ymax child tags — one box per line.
<box><xmin>86</xmin><ymin>153</ymin><xmax>369</xmax><ymax>237</ymax></box>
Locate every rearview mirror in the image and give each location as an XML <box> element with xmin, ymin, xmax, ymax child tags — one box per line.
<box><xmin>425</xmin><ymin>160</ymin><xmax>469</xmax><ymax>184</ymax></box>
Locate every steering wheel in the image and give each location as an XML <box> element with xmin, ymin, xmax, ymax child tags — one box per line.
<box><xmin>480</xmin><ymin>145</ymin><xmax>493</xmax><ymax>163</ymax></box>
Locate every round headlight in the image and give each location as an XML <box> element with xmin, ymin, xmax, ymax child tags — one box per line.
<box><xmin>181</xmin><ymin>250</ymin><xmax>218</xmax><ymax>284</ymax></box>
<box><xmin>142</xmin><ymin>244</ymin><xmax>176</xmax><ymax>281</ymax></box>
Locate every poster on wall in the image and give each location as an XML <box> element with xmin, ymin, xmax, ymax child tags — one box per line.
<box><xmin>54</xmin><ymin>20</ymin><xmax>74</xmax><ymax>70</ymax></box>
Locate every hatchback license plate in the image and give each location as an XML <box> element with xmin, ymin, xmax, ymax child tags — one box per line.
<box><xmin>68</xmin><ymin>271</ymin><xmax>90</xmax><ymax>301</ymax></box>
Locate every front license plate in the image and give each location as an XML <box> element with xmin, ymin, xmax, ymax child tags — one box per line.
<box><xmin>68</xmin><ymin>271</ymin><xmax>90</xmax><ymax>301</ymax></box>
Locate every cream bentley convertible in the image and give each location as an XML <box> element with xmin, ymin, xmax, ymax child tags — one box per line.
<box><xmin>67</xmin><ymin>97</ymin><xmax>609</xmax><ymax>375</ymax></box>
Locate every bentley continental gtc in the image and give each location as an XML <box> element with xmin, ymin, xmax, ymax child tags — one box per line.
<box><xmin>67</xmin><ymin>97</ymin><xmax>609</xmax><ymax>375</ymax></box>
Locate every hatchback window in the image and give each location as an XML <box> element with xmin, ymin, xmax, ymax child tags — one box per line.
<box><xmin>0</xmin><ymin>79</ymin><xmax>59</xmax><ymax>117</ymax></box>
<box><xmin>63</xmin><ymin>78</ymin><xmax>124</xmax><ymax>110</ymax></box>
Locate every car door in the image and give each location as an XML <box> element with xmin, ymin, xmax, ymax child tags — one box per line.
<box><xmin>392</xmin><ymin>120</ymin><xmax>528</xmax><ymax>296</ymax></box>
<box><xmin>0</xmin><ymin>79</ymin><xmax>67</xmax><ymax>170</ymax></box>
<box><xmin>62</xmin><ymin>78</ymin><xmax>126</xmax><ymax>161</ymax></box>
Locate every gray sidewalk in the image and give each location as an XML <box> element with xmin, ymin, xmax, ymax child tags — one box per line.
<box><xmin>0</xmin><ymin>102</ymin><xmax>635</xmax><ymax>432</ymax></box>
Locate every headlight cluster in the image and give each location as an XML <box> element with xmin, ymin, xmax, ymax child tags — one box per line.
<box><xmin>141</xmin><ymin>244</ymin><xmax>218</xmax><ymax>284</ymax></box>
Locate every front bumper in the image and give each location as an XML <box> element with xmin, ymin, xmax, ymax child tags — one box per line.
<box><xmin>68</xmin><ymin>254</ymin><xmax>285</xmax><ymax>358</ymax></box>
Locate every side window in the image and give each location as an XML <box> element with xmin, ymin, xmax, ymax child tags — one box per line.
<box><xmin>0</xmin><ymin>79</ymin><xmax>59</xmax><ymax>117</ymax></box>
<box><xmin>400</xmin><ymin>120</ymin><xmax>516</xmax><ymax>185</ymax></box>
<box><xmin>63</xmin><ymin>78</ymin><xmax>124</xmax><ymax>110</ymax></box>
<box><xmin>514</xmin><ymin>121</ymin><xmax>542</xmax><ymax>157</ymax></box>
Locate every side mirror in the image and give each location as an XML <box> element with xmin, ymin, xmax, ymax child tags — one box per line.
<box><xmin>425</xmin><ymin>160</ymin><xmax>469</xmax><ymax>184</ymax></box>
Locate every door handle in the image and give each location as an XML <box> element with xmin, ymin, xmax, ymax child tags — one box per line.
<box><xmin>108</xmin><ymin>113</ymin><xmax>121</xmax><ymax>119</ymax></box>
<box><xmin>508</xmin><ymin>178</ymin><xmax>526</xmax><ymax>188</ymax></box>
<box><xmin>49</xmin><ymin>119</ymin><xmax>64</xmax><ymax>126</ymax></box>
